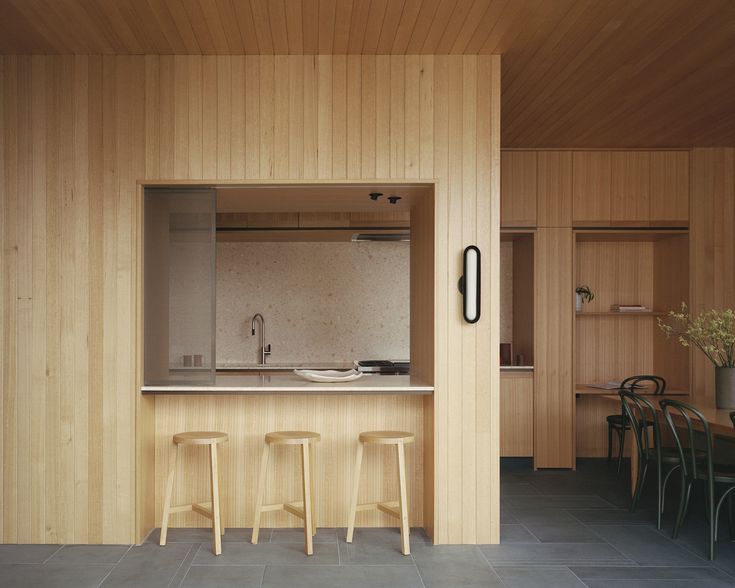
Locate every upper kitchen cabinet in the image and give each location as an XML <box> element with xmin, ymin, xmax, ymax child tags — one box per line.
<box><xmin>537</xmin><ymin>151</ymin><xmax>573</xmax><ymax>227</ymax></box>
<box><xmin>611</xmin><ymin>151</ymin><xmax>650</xmax><ymax>224</ymax></box>
<box><xmin>650</xmin><ymin>151</ymin><xmax>690</xmax><ymax>226</ymax></box>
<box><xmin>501</xmin><ymin>151</ymin><xmax>537</xmax><ymax>227</ymax></box>
<box><xmin>144</xmin><ymin>188</ymin><xmax>217</xmax><ymax>385</ymax></box>
<box><xmin>572</xmin><ymin>151</ymin><xmax>612</xmax><ymax>226</ymax></box>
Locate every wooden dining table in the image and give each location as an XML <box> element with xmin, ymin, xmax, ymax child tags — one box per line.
<box><xmin>599</xmin><ymin>394</ymin><xmax>735</xmax><ymax>495</ymax></box>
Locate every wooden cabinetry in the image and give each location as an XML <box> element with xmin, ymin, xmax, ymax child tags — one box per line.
<box><xmin>574</xmin><ymin>230</ymin><xmax>690</xmax><ymax>457</ymax></box>
<box><xmin>534</xmin><ymin>228</ymin><xmax>574</xmax><ymax>468</ymax></box>
<box><xmin>650</xmin><ymin>151</ymin><xmax>689</xmax><ymax>225</ymax></box>
<box><xmin>501</xmin><ymin>151</ymin><xmax>537</xmax><ymax>227</ymax></box>
<box><xmin>611</xmin><ymin>152</ymin><xmax>650</xmax><ymax>224</ymax></box>
<box><xmin>500</xmin><ymin>372</ymin><xmax>533</xmax><ymax>457</ymax></box>
<box><xmin>572</xmin><ymin>151</ymin><xmax>612</xmax><ymax>225</ymax></box>
<box><xmin>537</xmin><ymin>151</ymin><xmax>572</xmax><ymax>227</ymax></box>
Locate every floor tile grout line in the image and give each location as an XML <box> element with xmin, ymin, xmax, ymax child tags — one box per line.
<box><xmin>95</xmin><ymin>544</ymin><xmax>134</xmax><ymax>588</ymax></box>
<box><xmin>567</xmin><ymin>565</ymin><xmax>592</xmax><ymax>587</ymax></box>
<box><xmin>41</xmin><ymin>544</ymin><xmax>65</xmax><ymax>564</ymax></box>
<box><xmin>166</xmin><ymin>542</ymin><xmax>200</xmax><ymax>588</ymax></box>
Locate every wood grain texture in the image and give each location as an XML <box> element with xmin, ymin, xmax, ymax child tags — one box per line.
<box><xmin>500</xmin><ymin>372</ymin><xmax>533</xmax><ymax>457</ymax></box>
<box><xmin>689</xmin><ymin>148</ymin><xmax>735</xmax><ymax>406</ymax></box>
<box><xmin>650</xmin><ymin>151</ymin><xmax>689</xmax><ymax>225</ymax></box>
<box><xmin>501</xmin><ymin>150</ymin><xmax>536</xmax><ymax>227</ymax></box>
<box><xmin>572</xmin><ymin>151</ymin><xmax>611</xmax><ymax>226</ymax></box>
<box><xmin>611</xmin><ymin>151</ymin><xmax>650</xmax><ymax>224</ymax></box>
<box><xmin>0</xmin><ymin>55</ymin><xmax>501</xmax><ymax>545</ymax></box>
<box><xmin>537</xmin><ymin>151</ymin><xmax>572</xmax><ymax>228</ymax></box>
<box><xmin>534</xmin><ymin>228</ymin><xmax>574</xmax><ymax>468</ymax></box>
<box><xmin>0</xmin><ymin>2</ymin><xmax>733</xmax><ymax>147</ymax></box>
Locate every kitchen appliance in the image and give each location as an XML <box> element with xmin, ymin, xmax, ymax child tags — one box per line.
<box><xmin>354</xmin><ymin>360</ymin><xmax>410</xmax><ymax>375</ymax></box>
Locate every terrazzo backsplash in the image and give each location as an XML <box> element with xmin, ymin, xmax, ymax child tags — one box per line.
<box><xmin>216</xmin><ymin>242</ymin><xmax>410</xmax><ymax>365</ymax></box>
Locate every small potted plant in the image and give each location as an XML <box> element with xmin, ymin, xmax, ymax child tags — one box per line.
<box><xmin>658</xmin><ymin>303</ymin><xmax>735</xmax><ymax>408</ymax></box>
<box><xmin>575</xmin><ymin>285</ymin><xmax>594</xmax><ymax>312</ymax></box>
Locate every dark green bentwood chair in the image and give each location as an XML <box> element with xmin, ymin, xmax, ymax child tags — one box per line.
<box><xmin>619</xmin><ymin>389</ymin><xmax>681</xmax><ymax>530</ymax></box>
<box><xmin>661</xmin><ymin>399</ymin><xmax>735</xmax><ymax>560</ymax></box>
<box><xmin>730</xmin><ymin>412</ymin><xmax>735</xmax><ymax>428</ymax></box>
<box><xmin>607</xmin><ymin>375</ymin><xmax>666</xmax><ymax>474</ymax></box>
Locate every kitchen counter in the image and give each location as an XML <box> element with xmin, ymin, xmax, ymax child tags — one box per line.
<box><xmin>500</xmin><ymin>365</ymin><xmax>534</xmax><ymax>372</ymax></box>
<box><xmin>141</xmin><ymin>373</ymin><xmax>433</xmax><ymax>395</ymax></box>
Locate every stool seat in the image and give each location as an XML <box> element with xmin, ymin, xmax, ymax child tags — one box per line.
<box><xmin>359</xmin><ymin>430</ymin><xmax>414</xmax><ymax>445</ymax></box>
<box><xmin>173</xmin><ymin>431</ymin><xmax>228</xmax><ymax>445</ymax></box>
<box><xmin>265</xmin><ymin>430</ymin><xmax>320</xmax><ymax>445</ymax></box>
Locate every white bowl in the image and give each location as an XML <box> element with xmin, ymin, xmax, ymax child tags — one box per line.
<box><xmin>293</xmin><ymin>369</ymin><xmax>364</xmax><ymax>383</ymax></box>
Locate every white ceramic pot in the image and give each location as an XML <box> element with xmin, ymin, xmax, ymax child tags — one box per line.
<box><xmin>575</xmin><ymin>292</ymin><xmax>583</xmax><ymax>313</ymax></box>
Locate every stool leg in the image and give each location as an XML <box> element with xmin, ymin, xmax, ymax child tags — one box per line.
<box><xmin>209</xmin><ymin>443</ymin><xmax>223</xmax><ymax>555</ymax></box>
<box><xmin>396</xmin><ymin>441</ymin><xmax>410</xmax><ymax>556</ymax></box>
<box><xmin>251</xmin><ymin>442</ymin><xmax>270</xmax><ymax>545</ymax></box>
<box><xmin>160</xmin><ymin>443</ymin><xmax>179</xmax><ymax>546</ymax></box>
<box><xmin>346</xmin><ymin>441</ymin><xmax>364</xmax><ymax>543</ymax></box>
<box><xmin>301</xmin><ymin>442</ymin><xmax>314</xmax><ymax>555</ymax></box>
<box><xmin>309</xmin><ymin>442</ymin><xmax>317</xmax><ymax>536</ymax></box>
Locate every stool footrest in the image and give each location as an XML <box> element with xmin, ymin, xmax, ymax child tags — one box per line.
<box><xmin>356</xmin><ymin>500</ymin><xmax>401</xmax><ymax>519</ymax></box>
<box><xmin>284</xmin><ymin>502</ymin><xmax>306</xmax><ymax>520</ymax></box>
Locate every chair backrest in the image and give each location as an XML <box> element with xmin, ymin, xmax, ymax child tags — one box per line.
<box><xmin>730</xmin><ymin>411</ymin><xmax>735</xmax><ymax>429</ymax></box>
<box><xmin>620</xmin><ymin>375</ymin><xmax>666</xmax><ymax>395</ymax></box>
<box><xmin>620</xmin><ymin>390</ymin><xmax>660</xmax><ymax>458</ymax></box>
<box><xmin>660</xmin><ymin>399</ymin><xmax>714</xmax><ymax>481</ymax></box>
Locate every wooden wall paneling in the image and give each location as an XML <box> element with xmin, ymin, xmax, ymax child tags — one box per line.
<box><xmin>690</xmin><ymin>148</ymin><xmax>735</xmax><ymax>406</ymax></box>
<box><xmin>653</xmin><ymin>235</ymin><xmax>690</xmax><ymax>391</ymax></box>
<box><xmin>537</xmin><ymin>151</ymin><xmax>572</xmax><ymax>228</ymax></box>
<box><xmin>1</xmin><ymin>55</ymin><xmax>501</xmax><ymax>546</ymax></box>
<box><xmin>572</xmin><ymin>151</ymin><xmax>611</xmax><ymax>226</ymax></box>
<box><xmin>534</xmin><ymin>228</ymin><xmax>574</xmax><ymax>468</ymax></box>
<box><xmin>611</xmin><ymin>151</ymin><xmax>650</xmax><ymax>225</ymax></box>
<box><xmin>650</xmin><ymin>151</ymin><xmax>690</xmax><ymax>225</ymax></box>
<box><xmin>500</xmin><ymin>372</ymin><xmax>534</xmax><ymax>457</ymax></box>
<box><xmin>500</xmin><ymin>150</ymin><xmax>537</xmax><ymax>227</ymax></box>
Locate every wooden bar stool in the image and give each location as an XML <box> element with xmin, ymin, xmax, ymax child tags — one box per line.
<box><xmin>251</xmin><ymin>431</ymin><xmax>321</xmax><ymax>555</ymax></box>
<box><xmin>346</xmin><ymin>430</ymin><xmax>414</xmax><ymax>555</ymax></box>
<box><xmin>160</xmin><ymin>431</ymin><xmax>228</xmax><ymax>555</ymax></box>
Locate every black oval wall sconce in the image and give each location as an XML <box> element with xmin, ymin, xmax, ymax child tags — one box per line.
<box><xmin>457</xmin><ymin>245</ymin><xmax>481</xmax><ymax>323</ymax></box>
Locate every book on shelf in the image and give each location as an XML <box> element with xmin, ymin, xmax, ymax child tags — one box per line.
<box><xmin>610</xmin><ymin>304</ymin><xmax>650</xmax><ymax>312</ymax></box>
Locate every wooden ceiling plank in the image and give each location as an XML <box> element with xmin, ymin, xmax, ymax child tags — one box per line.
<box><xmin>477</xmin><ymin>0</ymin><xmax>528</xmax><ymax>54</ymax></box>
<box><xmin>142</xmin><ymin>0</ymin><xmax>190</xmax><ymax>53</ymax></box>
<box><xmin>375</xmin><ymin>0</ymin><xmax>407</xmax><ymax>55</ymax></box>
<box><xmin>405</xmin><ymin>0</ymin><xmax>442</xmax><ymax>54</ymax></box>
<box><xmin>302</xmin><ymin>0</ymin><xmax>319</xmax><ymax>54</ymax></box>
<box><xmin>332</xmin><ymin>0</ymin><xmax>354</xmax><ymax>54</ymax></box>
<box><xmin>318</xmin><ymin>0</ymin><xmax>337</xmax><ymax>54</ymax></box>
<box><xmin>124</xmin><ymin>0</ymin><xmax>181</xmax><ymax>53</ymax></box>
<box><xmin>390</xmin><ymin>0</ymin><xmax>424</xmax><ymax>54</ymax></box>
<box><xmin>361</xmin><ymin>0</ymin><xmax>390</xmax><ymax>55</ymax></box>
<box><xmin>462</xmin><ymin>0</ymin><xmax>507</xmax><ymax>54</ymax></box>
<box><xmin>232</xmin><ymin>0</ymin><xmax>260</xmax><ymax>53</ymax></box>
<box><xmin>162</xmin><ymin>0</ymin><xmax>205</xmax><ymax>53</ymax></box>
<box><xmin>267</xmin><ymin>0</ymin><xmax>289</xmax><ymax>54</ymax></box>
<box><xmin>12</xmin><ymin>1</ymin><xmax>80</xmax><ymax>54</ymax></box>
<box><xmin>180</xmin><ymin>0</ymin><xmax>218</xmax><ymax>53</ymax></box>
<box><xmin>449</xmin><ymin>0</ymin><xmax>495</xmax><ymax>55</ymax></box>
<box><xmin>0</xmin><ymin>2</ymin><xmax>56</xmax><ymax>54</ymax></box>
<box><xmin>249</xmin><ymin>0</ymin><xmax>275</xmax><ymax>54</ymax></box>
<box><xmin>284</xmin><ymin>0</ymin><xmax>305</xmax><ymax>54</ymax></box>
<box><xmin>418</xmin><ymin>0</ymin><xmax>457</xmax><ymax>54</ymax></box>
<box><xmin>212</xmin><ymin>0</ymin><xmax>247</xmax><ymax>53</ymax></box>
<box><xmin>435</xmin><ymin>0</ymin><xmax>476</xmax><ymax>54</ymax></box>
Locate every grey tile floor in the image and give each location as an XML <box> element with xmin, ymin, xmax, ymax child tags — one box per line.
<box><xmin>2</xmin><ymin>459</ymin><xmax>735</xmax><ymax>587</ymax></box>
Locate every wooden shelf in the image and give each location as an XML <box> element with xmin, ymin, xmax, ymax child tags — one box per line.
<box><xmin>576</xmin><ymin>311</ymin><xmax>665</xmax><ymax>317</ymax></box>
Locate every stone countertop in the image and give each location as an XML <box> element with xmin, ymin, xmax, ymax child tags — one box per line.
<box><xmin>141</xmin><ymin>373</ymin><xmax>433</xmax><ymax>395</ymax></box>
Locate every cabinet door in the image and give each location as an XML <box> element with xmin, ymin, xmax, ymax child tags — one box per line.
<box><xmin>537</xmin><ymin>151</ymin><xmax>573</xmax><ymax>227</ymax></box>
<box><xmin>501</xmin><ymin>151</ymin><xmax>537</xmax><ymax>227</ymax></box>
<box><xmin>500</xmin><ymin>373</ymin><xmax>534</xmax><ymax>457</ymax></box>
<box><xmin>144</xmin><ymin>188</ymin><xmax>216</xmax><ymax>385</ymax></box>
<box><xmin>611</xmin><ymin>151</ymin><xmax>650</xmax><ymax>224</ymax></box>
<box><xmin>572</xmin><ymin>151</ymin><xmax>611</xmax><ymax>225</ymax></box>
<box><xmin>650</xmin><ymin>151</ymin><xmax>689</xmax><ymax>225</ymax></box>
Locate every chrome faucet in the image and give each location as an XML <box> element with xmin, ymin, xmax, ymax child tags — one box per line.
<box><xmin>251</xmin><ymin>313</ymin><xmax>271</xmax><ymax>364</ymax></box>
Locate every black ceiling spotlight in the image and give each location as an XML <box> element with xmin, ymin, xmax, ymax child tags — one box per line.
<box><xmin>369</xmin><ymin>192</ymin><xmax>383</xmax><ymax>201</ymax></box>
<box><xmin>388</xmin><ymin>195</ymin><xmax>402</xmax><ymax>204</ymax></box>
